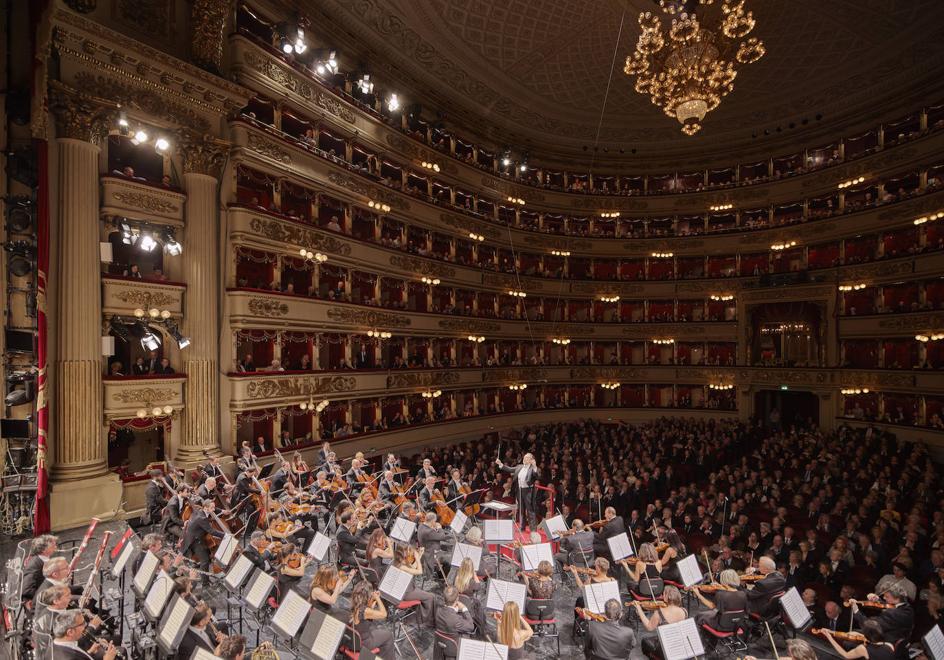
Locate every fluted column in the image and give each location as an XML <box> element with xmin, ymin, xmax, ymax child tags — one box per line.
<box><xmin>177</xmin><ymin>131</ymin><xmax>229</xmax><ymax>461</ymax></box>
<box><xmin>50</xmin><ymin>86</ymin><xmax>117</xmax><ymax>481</ymax></box>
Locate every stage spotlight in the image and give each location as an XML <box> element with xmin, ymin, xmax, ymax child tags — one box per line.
<box><xmin>387</xmin><ymin>93</ymin><xmax>400</xmax><ymax>112</ymax></box>
<box><xmin>165</xmin><ymin>238</ymin><xmax>182</xmax><ymax>256</ymax></box>
<box><xmin>132</xmin><ymin>130</ymin><xmax>148</xmax><ymax>145</ymax></box>
<box><xmin>168</xmin><ymin>323</ymin><xmax>191</xmax><ymax>350</ymax></box>
<box><xmin>140</xmin><ymin>330</ymin><xmax>161</xmax><ymax>351</ymax></box>
<box><xmin>138</xmin><ymin>233</ymin><xmax>157</xmax><ymax>252</ymax></box>
<box><xmin>5</xmin><ymin>197</ymin><xmax>33</xmax><ymax>232</ymax></box>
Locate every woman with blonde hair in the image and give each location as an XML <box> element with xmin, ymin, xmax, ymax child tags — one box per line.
<box><xmin>496</xmin><ymin>600</ymin><xmax>533</xmax><ymax>659</ymax></box>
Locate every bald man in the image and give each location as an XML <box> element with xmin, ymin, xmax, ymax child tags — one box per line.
<box><xmin>747</xmin><ymin>556</ymin><xmax>786</xmax><ymax>616</ymax></box>
<box><xmin>496</xmin><ymin>452</ymin><xmax>540</xmax><ymax>529</ymax></box>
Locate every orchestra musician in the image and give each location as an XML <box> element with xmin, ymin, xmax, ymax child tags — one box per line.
<box><xmin>519</xmin><ymin>561</ymin><xmax>555</xmax><ymax>600</ymax></box>
<box><xmin>216</xmin><ymin>635</ymin><xmax>247</xmax><ymax>660</ymax></box>
<box><xmin>390</xmin><ymin>544</ymin><xmax>437</xmax><ymax>624</ymax></box>
<box><xmin>746</xmin><ymin>556</ymin><xmax>787</xmax><ymax>616</ymax></box>
<box><xmin>634</xmin><ymin>585</ymin><xmax>687</xmax><ymax>630</ymax></box>
<box><xmin>554</xmin><ymin>519</ymin><xmax>595</xmax><ymax>571</ymax></box>
<box><xmin>51</xmin><ymin>610</ymin><xmax>118</xmax><ymax>660</ymax></box>
<box><xmin>377</xmin><ymin>470</ymin><xmax>399</xmax><ymax>502</ymax></box>
<box><xmin>309</xmin><ymin>565</ymin><xmax>353</xmax><ymax>614</ymax></box>
<box><xmin>348</xmin><ymin>581</ymin><xmax>395</xmax><ymax>660</ymax></box>
<box><xmin>416</xmin><ymin>512</ymin><xmax>448</xmax><ymax>577</ymax></box>
<box><xmin>692</xmin><ymin>568</ymin><xmax>748</xmax><ymax>630</ymax></box>
<box><xmin>849</xmin><ymin>586</ymin><xmax>915</xmax><ymax>645</ymax></box>
<box><xmin>591</xmin><ymin>507</ymin><xmax>626</xmax><ymax>562</ymax></box>
<box><xmin>161</xmin><ymin>484</ymin><xmax>191</xmax><ymax>542</ymax></box>
<box><xmin>434</xmin><ymin>586</ymin><xmax>476</xmax><ymax>637</ymax></box>
<box><xmin>819</xmin><ymin>619</ymin><xmax>895</xmax><ymax>660</ymax></box>
<box><xmin>417</xmin><ymin>476</ymin><xmax>439</xmax><ymax>512</ymax></box>
<box><xmin>180</xmin><ymin>499</ymin><xmax>224</xmax><ymax>572</ymax></box>
<box><xmin>336</xmin><ymin>510</ymin><xmax>360</xmax><ymax>569</ymax></box>
<box><xmin>445</xmin><ymin>468</ymin><xmax>466</xmax><ymax>503</ymax></box>
<box><xmin>230</xmin><ymin>465</ymin><xmax>262</xmax><ymax>542</ymax></box>
<box><xmin>144</xmin><ymin>471</ymin><xmax>168</xmax><ymax>525</ymax></box>
<box><xmin>175</xmin><ymin>601</ymin><xmax>223</xmax><ymax>660</ymax></box>
<box><xmin>290</xmin><ymin>451</ymin><xmax>310</xmax><ymax>485</ymax></box>
<box><xmin>452</xmin><ymin>557</ymin><xmax>487</xmax><ymax>633</ymax></box>
<box><xmin>382</xmin><ymin>453</ymin><xmax>401</xmax><ymax>474</ymax></box>
<box><xmin>317</xmin><ymin>441</ymin><xmax>331</xmax><ymax>466</ymax></box>
<box><xmin>571</xmin><ymin>557</ymin><xmax>615</xmax><ymax>610</ymax></box>
<box><xmin>273</xmin><ymin>542</ymin><xmax>309</xmax><ymax>604</ymax></box>
<box><xmin>345</xmin><ymin>458</ymin><xmax>370</xmax><ymax>494</ymax></box>
<box><xmin>583</xmin><ymin>599</ymin><xmax>635</xmax><ymax>660</ymax></box>
<box><xmin>22</xmin><ymin>534</ymin><xmax>59</xmax><ymax>606</ymax></box>
<box><xmin>268</xmin><ymin>459</ymin><xmax>292</xmax><ymax>495</ymax></box>
<box><xmin>364</xmin><ymin>528</ymin><xmax>392</xmax><ymax>586</ymax></box>
<box><xmin>623</xmin><ymin>543</ymin><xmax>664</xmax><ymax>598</ymax></box>
<box><xmin>195</xmin><ymin>476</ymin><xmax>220</xmax><ymax>502</ymax></box>
<box><xmin>200</xmin><ymin>455</ymin><xmax>224</xmax><ymax>482</ymax></box>
<box><xmin>131</xmin><ymin>533</ymin><xmax>164</xmax><ymax>575</ymax></box>
<box><xmin>495</xmin><ymin>452</ymin><xmax>540</xmax><ymax>529</ymax></box>
<box><xmin>242</xmin><ymin>531</ymin><xmax>274</xmax><ymax>573</ymax></box>
<box><xmin>495</xmin><ymin>601</ymin><xmax>534</xmax><ymax>660</ymax></box>
<box><xmin>415</xmin><ymin>458</ymin><xmax>437</xmax><ymax>481</ymax></box>
<box><xmin>34</xmin><ymin>586</ymin><xmax>108</xmax><ymax>659</ymax></box>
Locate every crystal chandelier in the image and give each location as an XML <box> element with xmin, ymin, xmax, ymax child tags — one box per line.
<box><xmin>623</xmin><ymin>0</ymin><xmax>766</xmax><ymax>135</ymax></box>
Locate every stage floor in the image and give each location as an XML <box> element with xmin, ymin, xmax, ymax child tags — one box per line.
<box><xmin>0</xmin><ymin>519</ymin><xmax>843</xmax><ymax>658</ymax></box>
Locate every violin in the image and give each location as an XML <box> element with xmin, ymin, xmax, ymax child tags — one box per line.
<box><xmin>739</xmin><ymin>573</ymin><xmax>765</xmax><ymax>583</ymax></box>
<box><xmin>633</xmin><ymin>600</ymin><xmax>668</xmax><ymax>610</ymax></box>
<box><xmin>812</xmin><ymin>628</ymin><xmax>867</xmax><ymax>643</ymax></box>
<box><xmin>575</xmin><ymin>607</ymin><xmax>606</xmax><ymax>622</ymax></box>
<box><xmin>284</xmin><ymin>552</ymin><xmax>307</xmax><ymax>570</ymax></box>
<box><xmin>844</xmin><ymin>599</ymin><xmax>895</xmax><ymax>610</ymax></box>
<box><xmin>586</xmin><ymin>519</ymin><xmax>608</xmax><ymax>530</ymax></box>
<box><xmin>696</xmin><ymin>583</ymin><xmax>736</xmax><ymax>593</ymax></box>
<box><xmin>569</xmin><ymin>566</ymin><xmax>597</xmax><ymax>575</ymax></box>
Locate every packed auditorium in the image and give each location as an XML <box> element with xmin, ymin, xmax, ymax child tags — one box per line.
<box><xmin>1</xmin><ymin>1</ymin><xmax>943</xmax><ymax>659</ymax></box>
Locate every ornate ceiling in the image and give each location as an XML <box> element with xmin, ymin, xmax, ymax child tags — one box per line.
<box><xmin>301</xmin><ymin>0</ymin><xmax>944</xmax><ymax>169</ymax></box>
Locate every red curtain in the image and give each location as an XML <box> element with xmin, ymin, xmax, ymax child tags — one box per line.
<box><xmin>34</xmin><ymin>136</ymin><xmax>50</xmax><ymax>534</ymax></box>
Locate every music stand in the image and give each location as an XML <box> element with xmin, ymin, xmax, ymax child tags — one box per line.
<box><xmin>378</xmin><ymin>565</ymin><xmax>413</xmax><ymax>604</ymax></box>
<box><xmin>450</xmin><ymin>543</ymin><xmax>483</xmax><ymax>571</ymax></box>
<box><xmin>606</xmin><ymin>533</ymin><xmax>634</xmax><ymax>562</ymax></box>
<box><xmin>306</xmin><ymin>532</ymin><xmax>332</xmax><ymax>562</ymax></box>
<box><xmin>243</xmin><ymin>568</ymin><xmax>275</xmax><ymax>611</ymax></box>
<box><xmin>581</xmin><ymin>581</ymin><xmax>620</xmax><ymax>615</ymax></box>
<box><xmin>541</xmin><ymin>514</ymin><xmax>568</xmax><ymax>540</ymax></box>
<box><xmin>390</xmin><ymin>517</ymin><xmax>417</xmax><ymax>544</ymax></box>
<box><xmin>223</xmin><ymin>554</ymin><xmax>255</xmax><ymax>593</ymax></box>
<box><xmin>111</xmin><ymin>541</ymin><xmax>136</xmax><ymax>579</ymax></box>
<box><xmin>190</xmin><ymin>649</ymin><xmax>223</xmax><ymax>660</ymax></box>
<box><xmin>656</xmin><ymin>618</ymin><xmax>705</xmax><ymax>660</ymax></box>
<box><xmin>142</xmin><ymin>570</ymin><xmax>175</xmax><ymax>621</ymax></box>
<box><xmin>922</xmin><ymin>624</ymin><xmax>944</xmax><ymax>660</ymax></box>
<box><xmin>131</xmin><ymin>550</ymin><xmax>159</xmax><ymax>598</ymax></box>
<box><xmin>676</xmin><ymin>554</ymin><xmax>705</xmax><ymax>589</ymax></box>
<box><xmin>156</xmin><ymin>593</ymin><xmax>195</xmax><ymax>656</ymax></box>
<box><xmin>519</xmin><ymin>542</ymin><xmax>553</xmax><ymax>571</ymax></box>
<box><xmin>213</xmin><ymin>534</ymin><xmax>238</xmax><ymax>568</ymax></box>
<box><xmin>779</xmin><ymin>586</ymin><xmax>812</xmax><ymax>631</ymax></box>
<box><xmin>270</xmin><ymin>589</ymin><xmax>311</xmax><ymax>641</ymax></box>
<box><xmin>485</xmin><ymin>578</ymin><xmax>526</xmax><ymax>612</ymax></box>
<box><xmin>458</xmin><ymin>638</ymin><xmax>508</xmax><ymax>660</ymax></box>
<box><xmin>258</xmin><ymin>463</ymin><xmax>275</xmax><ymax>479</ymax></box>
<box><xmin>297</xmin><ymin>609</ymin><xmax>347</xmax><ymax>660</ymax></box>
<box><xmin>450</xmin><ymin>509</ymin><xmax>469</xmax><ymax>535</ymax></box>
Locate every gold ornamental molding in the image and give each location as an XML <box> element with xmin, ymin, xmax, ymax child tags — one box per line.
<box><xmin>384</xmin><ymin>134</ymin><xmax>458</xmax><ymax>176</ymax></box>
<box><xmin>112</xmin><ymin>387</ymin><xmax>178</xmax><ymax>404</ymax></box>
<box><xmin>479</xmin><ymin>177</ymin><xmax>546</xmax><ymax>203</ymax></box>
<box><xmin>385</xmin><ymin>371</ymin><xmax>461</xmax><ymax>389</ymax></box>
<box><xmin>113</xmin><ymin>289</ymin><xmax>179</xmax><ymax>308</ymax></box>
<box><xmin>239</xmin><ymin>46</ymin><xmax>357</xmax><ymax>124</ymax></box>
<box><xmin>438</xmin><ymin>318</ymin><xmax>502</xmax><ymax>333</ymax></box>
<box><xmin>248</xmin><ymin>217</ymin><xmax>352</xmax><ymax>256</ymax></box>
<box><xmin>111</xmin><ymin>191</ymin><xmax>180</xmax><ymax>215</ymax></box>
<box><xmin>621</xmin><ymin>325</ymin><xmax>708</xmax><ymax>338</ymax></box>
<box><xmin>326</xmin><ymin>172</ymin><xmax>409</xmax><ymax>211</ymax></box>
<box><xmin>247</xmin><ymin>298</ymin><xmax>290</xmax><ymax>317</ymax></box>
<box><xmin>841</xmin><ymin>372</ymin><xmax>916</xmax><ymax>388</ymax></box>
<box><xmin>877</xmin><ymin>193</ymin><xmax>944</xmax><ymax>222</ymax></box>
<box><xmin>878</xmin><ymin>312</ymin><xmax>944</xmax><ymax>331</ymax></box>
<box><xmin>621</xmin><ymin>238</ymin><xmax>704</xmax><ymax>252</ymax></box>
<box><xmin>570</xmin><ymin>197</ymin><xmax>648</xmax><ymax>211</ymax></box>
<box><xmin>389</xmin><ymin>255</ymin><xmax>456</xmax><ymax>279</ymax></box>
<box><xmin>676</xmin><ymin>281</ymin><xmax>744</xmax><ymax>293</ymax></box>
<box><xmin>482</xmin><ymin>273</ymin><xmax>545</xmax><ymax>292</ymax></box>
<box><xmin>673</xmin><ymin>187</ymin><xmax>770</xmax><ymax>210</ymax></box>
<box><xmin>740</xmin><ymin>285</ymin><xmax>833</xmax><ymax>302</ymax></box>
<box><xmin>549</xmin><ymin>324</ymin><xmax>596</xmax><ymax>336</ymax></box>
<box><xmin>524</xmin><ymin>234</ymin><xmax>593</xmax><ymax>251</ymax></box>
<box><xmin>835</xmin><ymin>260</ymin><xmax>915</xmax><ymax>281</ymax></box>
<box><xmin>48</xmin><ymin>81</ymin><xmax>120</xmax><ymax>144</ymax></box>
<box><xmin>326</xmin><ymin>307</ymin><xmax>412</xmax><ymax>327</ymax></box>
<box><xmin>736</xmin><ymin>369</ymin><xmax>833</xmax><ymax>386</ymax></box>
<box><xmin>439</xmin><ymin>213</ymin><xmax>501</xmax><ymax>240</ymax></box>
<box><xmin>247</xmin><ymin>133</ymin><xmax>292</xmax><ymax>163</ymax></box>
<box><xmin>571</xmin><ymin>281</ymin><xmax>645</xmax><ymax>295</ymax></box>
<box><xmin>569</xmin><ymin>366</ymin><xmax>643</xmax><ymax>381</ymax></box>
<box><xmin>246</xmin><ymin>375</ymin><xmax>356</xmax><ymax>400</ymax></box>
<box><xmin>481</xmin><ymin>367</ymin><xmax>548</xmax><ymax>383</ymax></box>
<box><xmin>189</xmin><ymin>0</ymin><xmax>229</xmax><ymax>73</ymax></box>
<box><xmin>176</xmin><ymin>129</ymin><xmax>230</xmax><ymax>178</ymax></box>
<box><xmin>801</xmin><ymin>146</ymin><xmax>921</xmax><ymax>190</ymax></box>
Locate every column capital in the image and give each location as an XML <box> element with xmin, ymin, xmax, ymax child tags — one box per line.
<box><xmin>190</xmin><ymin>0</ymin><xmax>232</xmax><ymax>73</ymax></box>
<box><xmin>49</xmin><ymin>82</ymin><xmax>119</xmax><ymax>144</ymax></box>
<box><xmin>176</xmin><ymin>129</ymin><xmax>230</xmax><ymax>178</ymax></box>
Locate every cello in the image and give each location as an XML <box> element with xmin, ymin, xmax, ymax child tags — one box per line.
<box><xmin>430</xmin><ymin>488</ymin><xmax>455</xmax><ymax>526</ymax></box>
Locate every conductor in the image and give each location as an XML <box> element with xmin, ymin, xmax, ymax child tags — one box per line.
<box><xmin>495</xmin><ymin>452</ymin><xmax>540</xmax><ymax>530</ymax></box>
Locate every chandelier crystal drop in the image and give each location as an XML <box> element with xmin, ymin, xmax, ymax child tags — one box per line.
<box><xmin>624</xmin><ymin>0</ymin><xmax>765</xmax><ymax>135</ymax></box>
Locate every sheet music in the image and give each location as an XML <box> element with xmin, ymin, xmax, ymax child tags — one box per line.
<box><xmin>481</xmin><ymin>501</ymin><xmax>515</xmax><ymax>512</ymax></box>
<box><xmin>157</xmin><ymin>596</ymin><xmax>191</xmax><ymax>650</ymax></box>
<box><xmin>224</xmin><ymin>555</ymin><xmax>254</xmax><ymax>591</ymax></box>
<box><xmin>485</xmin><ymin>578</ymin><xmax>526</xmax><ymax>612</ymax></box>
<box><xmin>132</xmin><ymin>550</ymin><xmax>159</xmax><ymax>594</ymax></box>
<box><xmin>450</xmin><ymin>543</ymin><xmax>483</xmax><ymax>569</ymax></box>
<box><xmin>483</xmin><ymin>519</ymin><xmax>514</xmax><ymax>542</ymax></box>
<box><xmin>307</xmin><ymin>532</ymin><xmax>332</xmax><ymax>561</ymax></box>
<box><xmin>606</xmin><ymin>533</ymin><xmax>634</xmax><ymax>561</ymax></box>
<box><xmin>111</xmin><ymin>543</ymin><xmax>135</xmax><ymax>578</ymax></box>
<box><xmin>143</xmin><ymin>570</ymin><xmax>174</xmax><ymax>619</ymax></box>
<box><xmin>213</xmin><ymin>534</ymin><xmax>237</xmax><ymax>566</ymax></box>
<box><xmin>779</xmin><ymin>586</ymin><xmax>812</xmax><ymax>629</ymax></box>
<box><xmin>582</xmin><ymin>581</ymin><xmax>621</xmax><ymax>615</ymax></box>
<box><xmin>457</xmin><ymin>637</ymin><xmax>509</xmax><ymax>660</ymax></box>
<box><xmin>272</xmin><ymin>589</ymin><xmax>311</xmax><ymax>638</ymax></box>
<box><xmin>519</xmin><ymin>542</ymin><xmax>553</xmax><ymax>571</ymax></box>
<box><xmin>244</xmin><ymin>570</ymin><xmax>276</xmax><ymax>610</ymax></box>
<box><xmin>543</xmin><ymin>515</ymin><xmax>568</xmax><ymax>540</ymax></box>
<box><xmin>677</xmin><ymin>554</ymin><xmax>704</xmax><ymax>588</ymax></box>
<box><xmin>657</xmin><ymin>618</ymin><xmax>705</xmax><ymax>660</ymax></box>
<box><xmin>378</xmin><ymin>565</ymin><xmax>414</xmax><ymax>602</ymax></box>
<box><xmin>450</xmin><ymin>509</ymin><xmax>468</xmax><ymax>534</ymax></box>
<box><xmin>923</xmin><ymin>624</ymin><xmax>944</xmax><ymax>660</ymax></box>
<box><xmin>191</xmin><ymin>649</ymin><xmax>223</xmax><ymax>660</ymax></box>
<box><xmin>390</xmin><ymin>517</ymin><xmax>417</xmax><ymax>543</ymax></box>
<box><xmin>309</xmin><ymin>612</ymin><xmax>346</xmax><ymax>660</ymax></box>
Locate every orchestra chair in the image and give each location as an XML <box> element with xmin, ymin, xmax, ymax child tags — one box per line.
<box><xmin>747</xmin><ymin>591</ymin><xmax>787</xmax><ymax>641</ymax></box>
<box><xmin>630</xmin><ymin>576</ymin><xmax>665</xmax><ymax>601</ymax></box>
<box><xmin>700</xmin><ymin>608</ymin><xmax>748</xmax><ymax>655</ymax></box>
<box><xmin>524</xmin><ymin>597</ymin><xmax>560</xmax><ymax>655</ymax></box>
<box><xmin>433</xmin><ymin>630</ymin><xmax>459</xmax><ymax>660</ymax></box>
<box><xmin>339</xmin><ymin>625</ymin><xmax>381</xmax><ymax>660</ymax></box>
<box><xmin>390</xmin><ymin>598</ymin><xmax>422</xmax><ymax>651</ymax></box>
